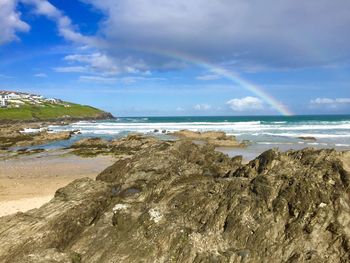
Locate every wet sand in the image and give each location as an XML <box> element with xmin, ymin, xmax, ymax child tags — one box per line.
<box><xmin>0</xmin><ymin>150</ymin><xmax>115</xmax><ymax>217</ymax></box>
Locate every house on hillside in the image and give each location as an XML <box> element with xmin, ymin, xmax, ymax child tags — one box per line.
<box><xmin>32</xmin><ymin>95</ymin><xmax>43</xmax><ymax>99</ymax></box>
<box><xmin>7</xmin><ymin>92</ymin><xmax>21</xmax><ymax>99</ymax></box>
<box><xmin>46</xmin><ymin>98</ymin><xmax>59</xmax><ymax>103</ymax></box>
<box><xmin>0</xmin><ymin>91</ymin><xmax>9</xmax><ymax>99</ymax></box>
<box><xmin>20</xmin><ymin>93</ymin><xmax>31</xmax><ymax>99</ymax></box>
<box><xmin>0</xmin><ymin>95</ymin><xmax>8</xmax><ymax>108</ymax></box>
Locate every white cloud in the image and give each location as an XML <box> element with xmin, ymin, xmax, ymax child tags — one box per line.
<box><xmin>34</xmin><ymin>73</ymin><xmax>47</xmax><ymax>77</ymax></box>
<box><xmin>53</xmin><ymin>66</ymin><xmax>89</xmax><ymax>73</ymax></box>
<box><xmin>21</xmin><ymin>0</ymin><xmax>94</xmax><ymax>45</ymax></box>
<box><xmin>193</xmin><ymin>104</ymin><xmax>211</xmax><ymax>111</ymax></box>
<box><xmin>64</xmin><ymin>53</ymin><xmax>119</xmax><ymax>75</ymax></box>
<box><xmin>196</xmin><ymin>74</ymin><xmax>221</xmax><ymax>81</ymax></box>
<box><xmin>20</xmin><ymin>1</ymin><xmax>152</xmax><ymax>77</ymax></box>
<box><xmin>56</xmin><ymin>51</ymin><xmax>152</xmax><ymax>77</ymax></box>
<box><xmin>82</xmin><ymin>0</ymin><xmax>350</xmax><ymax>69</ymax></box>
<box><xmin>0</xmin><ymin>0</ymin><xmax>30</xmax><ymax>45</ymax></box>
<box><xmin>226</xmin><ymin>97</ymin><xmax>264</xmax><ymax>111</ymax></box>
<box><xmin>176</xmin><ymin>107</ymin><xmax>185</xmax><ymax>112</ymax></box>
<box><xmin>310</xmin><ymin>97</ymin><xmax>350</xmax><ymax>107</ymax></box>
<box><xmin>0</xmin><ymin>74</ymin><xmax>13</xmax><ymax>78</ymax></box>
<box><xmin>79</xmin><ymin>75</ymin><xmax>117</xmax><ymax>84</ymax></box>
<box><xmin>310</xmin><ymin>98</ymin><xmax>334</xmax><ymax>105</ymax></box>
<box><xmin>120</xmin><ymin>76</ymin><xmax>166</xmax><ymax>84</ymax></box>
<box><xmin>4</xmin><ymin>0</ymin><xmax>350</xmax><ymax>73</ymax></box>
<box><xmin>337</xmin><ymin>98</ymin><xmax>350</xmax><ymax>104</ymax></box>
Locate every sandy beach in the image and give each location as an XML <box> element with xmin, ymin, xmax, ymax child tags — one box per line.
<box><xmin>0</xmin><ymin>150</ymin><xmax>115</xmax><ymax>217</ymax></box>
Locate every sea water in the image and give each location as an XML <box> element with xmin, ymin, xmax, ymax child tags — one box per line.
<box><xmin>44</xmin><ymin>115</ymin><xmax>350</xmax><ymax>159</ymax></box>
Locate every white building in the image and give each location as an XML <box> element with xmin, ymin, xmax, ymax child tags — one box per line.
<box><xmin>20</xmin><ymin>93</ymin><xmax>31</xmax><ymax>99</ymax></box>
<box><xmin>0</xmin><ymin>93</ymin><xmax>9</xmax><ymax>99</ymax></box>
<box><xmin>46</xmin><ymin>98</ymin><xmax>58</xmax><ymax>103</ymax></box>
<box><xmin>32</xmin><ymin>95</ymin><xmax>43</xmax><ymax>99</ymax></box>
<box><xmin>0</xmin><ymin>95</ymin><xmax>8</xmax><ymax>108</ymax></box>
<box><xmin>7</xmin><ymin>93</ymin><xmax>20</xmax><ymax>99</ymax></box>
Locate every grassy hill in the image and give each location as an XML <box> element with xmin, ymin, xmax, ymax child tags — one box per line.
<box><xmin>0</xmin><ymin>102</ymin><xmax>112</xmax><ymax>122</ymax></box>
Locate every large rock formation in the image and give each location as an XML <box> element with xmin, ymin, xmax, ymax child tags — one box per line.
<box><xmin>0</xmin><ymin>130</ymin><xmax>72</xmax><ymax>149</ymax></box>
<box><xmin>171</xmin><ymin>130</ymin><xmax>246</xmax><ymax>147</ymax></box>
<box><xmin>0</xmin><ymin>138</ymin><xmax>350</xmax><ymax>262</ymax></box>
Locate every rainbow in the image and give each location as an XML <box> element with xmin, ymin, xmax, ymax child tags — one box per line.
<box><xmin>131</xmin><ymin>47</ymin><xmax>293</xmax><ymax>116</ymax></box>
<box><xmin>1</xmin><ymin>41</ymin><xmax>293</xmax><ymax>115</ymax></box>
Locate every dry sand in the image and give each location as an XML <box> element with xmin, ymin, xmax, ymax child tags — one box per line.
<box><xmin>0</xmin><ymin>150</ymin><xmax>115</xmax><ymax>217</ymax></box>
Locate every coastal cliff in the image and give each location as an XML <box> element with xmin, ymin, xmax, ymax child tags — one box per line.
<box><xmin>0</xmin><ymin>137</ymin><xmax>349</xmax><ymax>262</ymax></box>
<box><xmin>0</xmin><ymin>91</ymin><xmax>113</xmax><ymax>123</ymax></box>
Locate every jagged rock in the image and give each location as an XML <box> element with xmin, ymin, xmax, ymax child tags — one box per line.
<box><xmin>171</xmin><ymin>129</ymin><xmax>246</xmax><ymax>147</ymax></box>
<box><xmin>70</xmin><ymin>137</ymin><xmax>111</xmax><ymax>157</ymax></box>
<box><xmin>110</xmin><ymin>134</ymin><xmax>159</xmax><ymax>151</ymax></box>
<box><xmin>0</xmin><ymin>141</ymin><xmax>350</xmax><ymax>262</ymax></box>
<box><xmin>71</xmin><ymin>134</ymin><xmax>161</xmax><ymax>157</ymax></box>
<box><xmin>71</xmin><ymin>137</ymin><xmax>110</xmax><ymax>149</ymax></box>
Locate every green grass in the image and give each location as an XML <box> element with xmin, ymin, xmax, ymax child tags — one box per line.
<box><xmin>0</xmin><ymin>102</ymin><xmax>107</xmax><ymax>121</ymax></box>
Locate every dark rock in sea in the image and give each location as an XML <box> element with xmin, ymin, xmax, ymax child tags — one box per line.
<box><xmin>153</xmin><ymin>129</ymin><xmax>159</xmax><ymax>133</ymax></box>
<box><xmin>298</xmin><ymin>136</ymin><xmax>317</xmax><ymax>141</ymax></box>
<box><xmin>0</xmin><ymin>140</ymin><xmax>350</xmax><ymax>262</ymax></box>
<box><xmin>162</xmin><ymin>129</ymin><xmax>167</xmax><ymax>133</ymax></box>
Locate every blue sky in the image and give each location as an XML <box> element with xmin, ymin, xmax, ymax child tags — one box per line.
<box><xmin>0</xmin><ymin>0</ymin><xmax>350</xmax><ymax>116</ymax></box>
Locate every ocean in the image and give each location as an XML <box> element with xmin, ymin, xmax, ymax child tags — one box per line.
<box><xmin>45</xmin><ymin>115</ymin><xmax>350</xmax><ymax>160</ymax></box>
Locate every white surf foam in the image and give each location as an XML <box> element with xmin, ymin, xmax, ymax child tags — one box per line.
<box><xmin>49</xmin><ymin>120</ymin><xmax>350</xmax><ymax>142</ymax></box>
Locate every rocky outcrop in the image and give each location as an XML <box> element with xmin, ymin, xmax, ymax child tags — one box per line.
<box><xmin>0</xmin><ymin>140</ymin><xmax>350</xmax><ymax>262</ymax></box>
<box><xmin>0</xmin><ymin>122</ymin><xmax>74</xmax><ymax>149</ymax></box>
<box><xmin>71</xmin><ymin>134</ymin><xmax>160</xmax><ymax>157</ymax></box>
<box><xmin>110</xmin><ymin>133</ymin><xmax>159</xmax><ymax>150</ymax></box>
<box><xmin>171</xmin><ymin>130</ymin><xmax>246</xmax><ymax>147</ymax></box>
<box><xmin>16</xmin><ymin>131</ymin><xmax>73</xmax><ymax>147</ymax></box>
<box><xmin>71</xmin><ymin>137</ymin><xmax>109</xmax><ymax>148</ymax></box>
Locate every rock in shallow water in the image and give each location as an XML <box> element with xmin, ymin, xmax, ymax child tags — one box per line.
<box><xmin>171</xmin><ymin>129</ymin><xmax>246</xmax><ymax>147</ymax></box>
<box><xmin>297</xmin><ymin>136</ymin><xmax>317</xmax><ymax>141</ymax></box>
<box><xmin>0</xmin><ymin>140</ymin><xmax>350</xmax><ymax>262</ymax></box>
